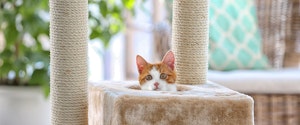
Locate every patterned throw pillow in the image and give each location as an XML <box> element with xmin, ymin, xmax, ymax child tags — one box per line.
<box><xmin>209</xmin><ymin>0</ymin><xmax>269</xmax><ymax>71</ymax></box>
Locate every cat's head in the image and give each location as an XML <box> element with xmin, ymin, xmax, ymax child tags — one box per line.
<box><xmin>136</xmin><ymin>51</ymin><xmax>177</xmax><ymax>91</ymax></box>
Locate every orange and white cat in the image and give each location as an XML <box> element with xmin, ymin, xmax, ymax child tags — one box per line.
<box><xmin>136</xmin><ymin>51</ymin><xmax>177</xmax><ymax>91</ymax></box>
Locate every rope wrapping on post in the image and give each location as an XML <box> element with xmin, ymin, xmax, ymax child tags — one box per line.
<box><xmin>50</xmin><ymin>0</ymin><xmax>88</xmax><ymax>124</ymax></box>
<box><xmin>172</xmin><ymin>0</ymin><xmax>209</xmax><ymax>85</ymax></box>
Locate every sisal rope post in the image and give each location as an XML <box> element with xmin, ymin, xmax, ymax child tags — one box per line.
<box><xmin>50</xmin><ymin>0</ymin><xmax>88</xmax><ymax>124</ymax></box>
<box><xmin>172</xmin><ymin>0</ymin><xmax>209</xmax><ymax>85</ymax></box>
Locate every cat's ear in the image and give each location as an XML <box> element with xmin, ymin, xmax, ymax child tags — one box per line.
<box><xmin>162</xmin><ymin>51</ymin><xmax>175</xmax><ymax>70</ymax></box>
<box><xmin>136</xmin><ymin>55</ymin><xmax>148</xmax><ymax>74</ymax></box>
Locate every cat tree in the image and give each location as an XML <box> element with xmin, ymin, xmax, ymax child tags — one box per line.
<box><xmin>50</xmin><ymin>0</ymin><xmax>254</xmax><ymax>125</ymax></box>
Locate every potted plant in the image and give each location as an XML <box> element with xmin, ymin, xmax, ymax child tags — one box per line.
<box><xmin>0</xmin><ymin>0</ymin><xmax>50</xmax><ymax>125</ymax></box>
<box><xmin>0</xmin><ymin>0</ymin><xmax>135</xmax><ymax>124</ymax></box>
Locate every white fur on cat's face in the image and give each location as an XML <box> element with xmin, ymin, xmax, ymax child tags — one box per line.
<box><xmin>140</xmin><ymin>67</ymin><xmax>177</xmax><ymax>91</ymax></box>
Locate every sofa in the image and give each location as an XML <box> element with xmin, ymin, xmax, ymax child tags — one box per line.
<box><xmin>207</xmin><ymin>0</ymin><xmax>300</xmax><ymax>124</ymax></box>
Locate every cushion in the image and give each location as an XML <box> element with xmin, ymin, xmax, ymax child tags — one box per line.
<box><xmin>208</xmin><ymin>69</ymin><xmax>300</xmax><ymax>94</ymax></box>
<box><xmin>209</xmin><ymin>0</ymin><xmax>269</xmax><ymax>70</ymax></box>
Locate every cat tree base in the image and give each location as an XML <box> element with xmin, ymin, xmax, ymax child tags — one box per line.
<box><xmin>89</xmin><ymin>81</ymin><xmax>254</xmax><ymax>125</ymax></box>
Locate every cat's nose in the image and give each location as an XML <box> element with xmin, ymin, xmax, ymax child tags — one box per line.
<box><xmin>154</xmin><ymin>82</ymin><xmax>159</xmax><ymax>87</ymax></box>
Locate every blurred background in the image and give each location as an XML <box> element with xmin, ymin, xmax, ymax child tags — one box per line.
<box><xmin>0</xmin><ymin>0</ymin><xmax>300</xmax><ymax>125</ymax></box>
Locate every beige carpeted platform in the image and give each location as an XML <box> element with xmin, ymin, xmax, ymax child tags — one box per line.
<box><xmin>89</xmin><ymin>81</ymin><xmax>254</xmax><ymax>125</ymax></box>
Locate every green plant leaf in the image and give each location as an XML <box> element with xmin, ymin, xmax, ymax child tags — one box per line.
<box><xmin>28</xmin><ymin>69</ymin><xmax>49</xmax><ymax>86</ymax></box>
<box><xmin>43</xmin><ymin>84</ymin><xmax>50</xmax><ymax>98</ymax></box>
<box><xmin>100</xmin><ymin>30</ymin><xmax>111</xmax><ymax>47</ymax></box>
<box><xmin>90</xmin><ymin>27</ymin><xmax>102</xmax><ymax>39</ymax></box>
<box><xmin>26</xmin><ymin>50</ymin><xmax>49</xmax><ymax>67</ymax></box>
<box><xmin>0</xmin><ymin>48</ymin><xmax>13</xmax><ymax>59</ymax></box>
<box><xmin>0</xmin><ymin>61</ymin><xmax>13</xmax><ymax>77</ymax></box>
<box><xmin>122</xmin><ymin>0</ymin><xmax>135</xmax><ymax>10</ymax></box>
<box><xmin>109</xmin><ymin>23</ymin><xmax>120</xmax><ymax>34</ymax></box>
<box><xmin>99</xmin><ymin>1</ymin><xmax>108</xmax><ymax>17</ymax></box>
<box><xmin>3</xmin><ymin>23</ymin><xmax>19</xmax><ymax>46</ymax></box>
<box><xmin>14</xmin><ymin>58</ymin><xmax>27</xmax><ymax>72</ymax></box>
<box><xmin>39</xmin><ymin>0</ymin><xmax>49</xmax><ymax>10</ymax></box>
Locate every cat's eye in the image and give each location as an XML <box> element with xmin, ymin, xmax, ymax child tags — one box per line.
<box><xmin>160</xmin><ymin>73</ymin><xmax>167</xmax><ymax>79</ymax></box>
<box><xmin>145</xmin><ymin>75</ymin><xmax>152</xmax><ymax>80</ymax></box>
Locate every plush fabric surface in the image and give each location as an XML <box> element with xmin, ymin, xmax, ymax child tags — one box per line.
<box><xmin>89</xmin><ymin>81</ymin><xmax>254</xmax><ymax>125</ymax></box>
<box><xmin>208</xmin><ymin>68</ymin><xmax>300</xmax><ymax>94</ymax></box>
<box><xmin>209</xmin><ymin>0</ymin><xmax>269</xmax><ymax>70</ymax></box>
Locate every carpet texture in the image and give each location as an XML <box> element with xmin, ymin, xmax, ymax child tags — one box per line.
<box><xmin>89</xmin><ymin>81</ymin><xmax>254</xmax><ymax>125</ymax></box>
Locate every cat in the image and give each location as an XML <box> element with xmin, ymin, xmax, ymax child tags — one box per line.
<box><xmin>136</xmin><ymin>51</ymin><xmax>177</xmax><ymax>91</ymax></box>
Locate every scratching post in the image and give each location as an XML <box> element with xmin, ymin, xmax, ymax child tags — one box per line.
<box><xmin>50</xmin><ymin>0</ymin><xmax>88</xmax><ymax>124</ymax></box>
<box><xmin>172</xmin><ymin>0</ymin><xmax>208</xmax><ymax>85</ymax></box>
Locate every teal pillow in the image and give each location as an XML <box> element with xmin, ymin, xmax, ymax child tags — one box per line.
<box><xmin>209</xmin><ymin>0</ymin><xmax>269</xmax><ymax>71</ymax></box>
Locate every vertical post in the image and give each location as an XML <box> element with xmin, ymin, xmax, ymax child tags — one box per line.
<box><xmin>124</xmin><ymin>10</ymin><xmax>135</xmax><ymax>80</ymax></box>
<box><xmin>172</xmin><ymin>0</ymin><xmax>209</xmax><ymax>84</ymax></box>
<box><xmin>50</xmin><ymin>0</ymin><xmax>88</xmax><ymax>124</ymax></box>
<box><xmin>152</xmin><ymin>0</ymin><xmax>167</xmax><ymax>62</ymax></box>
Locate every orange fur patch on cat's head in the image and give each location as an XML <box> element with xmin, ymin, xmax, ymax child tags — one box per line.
<box><xmin>136</xmin><ymin>51</ymin><xmax>177</xmax><ymax>91</ymax></box>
